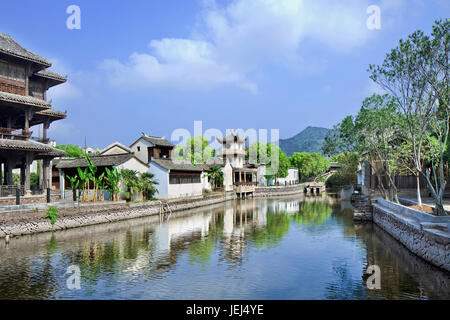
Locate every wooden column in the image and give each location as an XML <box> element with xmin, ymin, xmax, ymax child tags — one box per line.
<box><xmin>24</xmin><ymin>153</ymin><xmax>32</xmax><ymax>195</ymax></box>
<box><xmin>20</xmin><ymin>164</ymin><xmax>25</xmax><ymax>186</ymax></box>
<box><xmin>43</xmin><ymin>158</ymin><xmax>50</xmax><ymax>190</ymax></box>
<box><xmin>59</xmin><ymin>169</ymin><xmax>65</xmax><ymax>199</ymax></box>
<box><xmin>43</xmin><ymin>119</ymin><xmax>50</xmax><ymax>143</ymax></box>
<box><xmin>24</xmin><ymin>110</ymin><xmax>30</xmax><ymax>133</ymax></box>
<box><xmin>5</xmin><ymin>160</ymin><xmax>13</xmax><ymax>185</ymax></box>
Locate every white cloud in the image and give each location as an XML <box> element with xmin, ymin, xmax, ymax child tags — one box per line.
<box><xmin>101</xmin><ymin>0</ymin><xmax>395</xmax><ymax>93</ymax></box>
<box><xmin>46</xmin><ymin>57</ymin><xmax>82</xmax><ymax>101</ymax></box>
<box><xmin>47</xmin><ymin>82</ymin><xmax>82</xmax><ymax>101</ymax></box>
<box><xmin>47</xmin><ymin>121</ymin><xmax>80</xmax><ymax>144</ymax></box>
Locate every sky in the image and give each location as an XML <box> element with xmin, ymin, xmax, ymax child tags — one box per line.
<box><xmin>0</xmin><ymin>0</ymin><xmax>449</xmax><ymax>149</ymax></box>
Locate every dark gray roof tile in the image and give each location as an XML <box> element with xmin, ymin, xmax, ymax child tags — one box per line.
<box><xmin>0</xmin><ymin>33</ymin><xmax>51</xmax><ymax>66</ymax></box>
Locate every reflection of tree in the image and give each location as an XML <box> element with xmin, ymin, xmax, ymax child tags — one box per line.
<box><xmin>189</xmin><ymin>218</ymin><xmax>224</xmax><ymax>266</ymax></box>
<box><xmin>249</xmin><ymin>212</ymin><xmax>290</xmax><ymax>248</ymax></box>
<box><xmin>292</xmin><ymin>201</ymin><xmax>332</xmax><ymax>226</ymax></box>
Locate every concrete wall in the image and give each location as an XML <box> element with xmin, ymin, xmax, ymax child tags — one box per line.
<box><xmin>116</xmin><ymin>157</ymin><xmax>148</xmax><ymax>173</ymax></box>
<box><xmin>222</xmin><ymin>162</ymin><xmax>233</xmax><ymax>192</ymax></box>
<box><xmin>168</xmin><ymin>182</ymin><xmax>203</xmax><ymax>199</ymax></box>
<box><xmin>148</xmin><ymin>162</ymin><xmax>169</xmax><ymax>199</ymax></box>
<box><xmin>201</xmin><ymin>171</ymin><xmax>212</xmax><ymax>191</ymax></box>
<box><xmin>130</xmin><ymin>139</ymin><xmax>152</xmax><ymax>164</ymax></box>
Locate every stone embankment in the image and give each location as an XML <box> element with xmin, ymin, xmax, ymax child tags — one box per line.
<box><xmin>0</xmin><ymin>183</ymin><xmax>321</xmax><ymax>239</ymax></box>
<box><xmin>0</xmin><ymin>192</ymin><xmax>235</xmax><ymax>239</ymax></box>
<box><xmin>373</xmin><ymin>198</ymin><xmax>450</xmax><ymax>272</ymax></box>
<box><xmin>351</xmin><ymin>194</ymin><xmax>373</xmax><ymax>221</ymax></box>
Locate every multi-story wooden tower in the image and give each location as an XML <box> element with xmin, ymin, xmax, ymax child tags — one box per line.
<box><xmin>0</xmin><ymin>33</ymin><xmax>67</xmax><ymax>196</ymax></box>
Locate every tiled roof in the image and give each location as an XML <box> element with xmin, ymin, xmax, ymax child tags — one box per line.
<box><xmin>0</xmin><ymin>91</ymin><xmax>51</xmax><ymax>108</ymax></box>
<box><xmin>54</xmin><ymin>154</ymin><xmax>135</xmax><ymax>169</ymax></box>
<box><xmin>0</xmin><ymin>33</ymin><xmax>51</xmax><ymax>66</ymax></box>
<box><xmin>100</xmin><ymin>142</ymin><xmax>133</xmax><ymax>155</ymax></box>
<box><xmin>152</xmin><ymin>158</ymin><xmax>203</xmax><ymax>172</ymax></box>
<box><xmin>0</xmin><ymin>139</ymin><xmax>66</xmax><ymax>156</ymax></box>
<box><xmin>141</xmin><ymin>134</ymin><xmax>174</xmax><ymax>147</ymax></box>
<box><xmin>36</xmin><ymin>109</ymin><xmax>67</xmax><ymax>118</ymax></box>
<box><xmin>35</xmin><ymin>69</ymin><xmax>67</xmax><ymax>82</ymax></box>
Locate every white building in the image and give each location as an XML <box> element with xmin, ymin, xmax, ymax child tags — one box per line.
<box><xmin>276</xmin><ymin>167</ymin><xmax>299</xmax><ymax>185</ymax></box>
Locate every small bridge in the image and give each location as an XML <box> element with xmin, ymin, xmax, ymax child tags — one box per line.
<box><xmin>302</xmin><ymin>182</ymin><xmax>326</xmax><ymax>194</ymax></box>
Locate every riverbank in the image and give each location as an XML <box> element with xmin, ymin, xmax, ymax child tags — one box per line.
<box><xmin>372</xmin><ymin>198</ymin><xmax>450</xmax><ymax>272</ymax></box>
<box><xmin>0</xmin><ymin>184</ymin><xmax>323</xmax><ymax>239</ymax></box>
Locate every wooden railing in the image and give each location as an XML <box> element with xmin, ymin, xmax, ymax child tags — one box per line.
<box><xmin>234</xmin><ymin>182</ymin><xmax>257</xmax><ymax>186</ymax></box>
<box><xmin>0</xmin><ymin>185</ymin><xmax>24</xmax><ymax>197</ymax></box>
<box><xmin>0</xmin><ymin>127</ymin><xmax>32</xmax><ymax>140</ymax></box>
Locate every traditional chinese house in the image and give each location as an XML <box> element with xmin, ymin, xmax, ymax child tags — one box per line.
<box><xmin>129</xmin><ymin>133</ymin><xmax>204</xmax><ymax>199</ymax></box>
<box><xmin>216</xmin><ymin>132</ymin><xmax>258</xmax><ymax>198</ymax></box>
<box><xmin>0</xmin><ymin>33</ymin><xmax>67</xmax><ymax>199</ymax></box>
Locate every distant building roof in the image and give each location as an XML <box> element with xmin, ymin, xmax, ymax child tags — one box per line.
<box><xmin>0</xmin><ymin>139</ymin><xmax>66</xmax><ymax>156</ymax></box>
<box><xmin>151</xmin><ymin>158</ymin><xmax>203</xmax><ymax>172</ymax></box>
<box><xmin>216</xmin><ymin>132</ymin><xmax>247</xmax><ymax>144</ymax></box>
<box><xmin>330</xmin><ymin>162</ymin><xmax>341</xmax><ymax>169</ymax></box>
<box><xmin>0</xmin><ymin>33</ymin><xmax>51</xmax><ymax>67</ymax></box>
<box><xmin>54</xmin><ymin>154</ymin><xmax>137</xmax><ymax>169</ymax></box>
<box><xmin>99</xmin><ymin>141</ymin><xmax>133</xmax><ymax>155</ymax></box>
<box><xmin>130</xmin><ymin>133</ymin><xmax>174</xmax><ymax>148</ymax></box>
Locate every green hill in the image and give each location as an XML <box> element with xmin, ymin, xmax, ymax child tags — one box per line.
<box><xmin>279</xmin><ymin>126</ymin><xmax>330</xmax><ymax>156</ymax></box>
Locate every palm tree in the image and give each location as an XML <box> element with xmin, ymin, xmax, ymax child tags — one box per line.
<box><xmin>138</xmin><ymin>172</ymin><xmax>159</xmax><ymax>200</ymax></box>
<box><xmin>204</xmin><ymin>165</ymin><xmax>223</xmax><ymax>190</ymax></box>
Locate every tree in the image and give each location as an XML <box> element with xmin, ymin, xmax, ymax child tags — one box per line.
<box><xmin>203</xmin><ymin>165</ymin><xmax>224</xmax><ymax>190</ymax></box>
<box><xmin>105</xmin><ymin>167</ymin><xmax>121</xmax><ymax>201</ymax></box>
<box><xmin>328</xmin><ymin>152</ymin><xmax>359</xmax><ymax>187</ymax></box>
<box><xmin>322</xmin><ymin>116</ymin><xmax>356</xmax><ymax>157</ymax></box>
<box><xmin>354</xmin><ymin>94</ymin><xmax>406</xmax><ymax>202</ymax></box>
<box><xmin>138</xmin><ymin>172</ymin><xmax>158</xmax><ymax>200</ymax></box>
<box><xmin>248</xmin><ymin>142</ymin><xmax>289</xmax><ymax>183</ymax></box>
<box><xmin>55</xmin><ymin>144</ymin><xmax>84</xmax><ymax>158</ymax></box>
<box><xmin>121</xmin><ymin>169</ymin><xmax>140</xmax><ymax>201</ymax></box>
<box><xmin>290</xmin><ymin>152</ymin><xmax>313</xmax><ymax>181</ymax></box>
<box><xmin>369</xmin><ymin>19</ymin><xmax>449</xmax><ymax>215</ymax></box>
<box><xmin>175</xmin><ymin>136</ymin><xmax>214</xmax><ymax>165</ymax></box>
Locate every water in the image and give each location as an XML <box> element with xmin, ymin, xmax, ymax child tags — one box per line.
<box><xmin>0</xmin><ymin>194</ymin><xmax>448</xmax><ymax>300</ymax></box>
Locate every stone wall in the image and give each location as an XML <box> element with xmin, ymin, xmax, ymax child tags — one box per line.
<box><xmin>373</xmin><ymin>198</ymin><xmax>450</xmax><ymax>272</ymax></box>
<box><xmin>0</xmin><ymin>194</ymin><xmax>60</xmax><ymax>206</ymax></box>
<box><xmin>0</xmin><ymin>192</ymin><xmax>236</xmax><ymax>239</ymax></box>
<box><xmin>351</xmin><ymin>194</ymin><xmax>373</xmax><ymax>221</ymax></box>
<box><xmin>254</xmin><ymin>183</ymin><xmax>324</xmax><ymax>198</ymax></box>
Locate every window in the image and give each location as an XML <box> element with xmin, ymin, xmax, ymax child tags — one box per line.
<box><xmin>169</xmin><ymin>173</ymin><xmax>201</xmax><ymax>184</ymax></box>
<box><xmin>137</xmin><ymin>146</ymin><xmax>141</xmax><ymax>152</ymax></box>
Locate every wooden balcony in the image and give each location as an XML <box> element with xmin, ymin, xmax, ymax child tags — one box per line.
<box><xmin>234</xmin><ymin>182</ymin><xmax>257</xmax><ymax>194</ymax></box>
<box><xmin>0</xmin><ymin>127</ymin><xmax>32</xmax><ymax>140</ymax></box>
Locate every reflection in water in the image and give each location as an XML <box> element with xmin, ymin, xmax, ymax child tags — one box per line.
<box><xmin>0</xmin><ymin>194</ymin><xmax>448</xmax><ymax>300</ymax></box>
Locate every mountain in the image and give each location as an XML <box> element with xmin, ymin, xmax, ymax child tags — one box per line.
<box><xmin>279</xmin><ymin>126</ymin><xmax>330</xmax><ymax>156</ymax></box>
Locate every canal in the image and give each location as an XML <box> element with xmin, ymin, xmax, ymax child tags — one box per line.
<box><xmin>0</xmin><ymin>194</ymin><xmax>448</xmax><ymax>299</ymax></box>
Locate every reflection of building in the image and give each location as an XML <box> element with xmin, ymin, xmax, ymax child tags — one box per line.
<box><xmin>277</xmin><ymin>199</ymin><xmax>300</xmax><ymax>213</ymax></box>
<box><xmin>0</xmin><ymin>33</ymin><xmax>67</xmax><ymax>198</ymax></box>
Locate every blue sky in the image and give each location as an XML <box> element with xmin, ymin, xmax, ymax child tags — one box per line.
<box><xmin>1</xmin><ymin>0</ymin><xmax>448</xmax><ymax>149</ymax></box>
